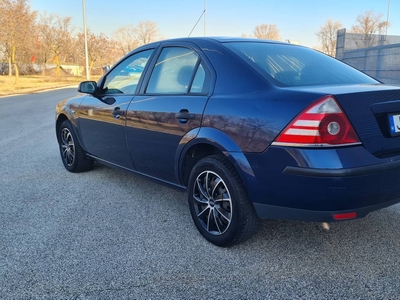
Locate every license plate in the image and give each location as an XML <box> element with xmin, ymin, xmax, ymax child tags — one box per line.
<box><xmin>389</xmin><ymin>114</ymin><xmax>400</xmax><ymax>136</ymax></box>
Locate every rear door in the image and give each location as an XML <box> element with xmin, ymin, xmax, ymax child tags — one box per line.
<box><xmin>126</xmin><ymin>44</ymin><xmax>212</xmax><ymax>184</ymax></box>
<box><xmin>78</xmin><ymin>48</ymin><xmax>155</xmax><ymax>169</ymax></box>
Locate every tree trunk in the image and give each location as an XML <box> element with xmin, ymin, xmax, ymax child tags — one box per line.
<box><xmin>55</xmin><ymin>55</ymin><xmax>61</xmax><ymax>77</ymax></box>
<box><xmin>42</xmin><ymin>54</ymin><xmax>47</xmax><ymax>76</ymax></box>
<box><xmin>13</xmin><ymin>63</ymin><xmax>19</xmax><ymax>84</ymax></box>
<box><xmin>8</xmin><ymin>57</ymin><xmax>12</xmax><ymax>76</ymax></box>
<box><xmin>89</xmin><ymin>60</ymin><xmax>94</xmax><ymax>78</ymax></box>
<box><xmin>11</xmin><ymin>45</ymin><xmax>19</xmax><ymax>84</ymax></box>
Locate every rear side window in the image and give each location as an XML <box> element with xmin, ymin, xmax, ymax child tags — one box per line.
<box><xmin>224</xmin><ymin>42</ymin><xmax>379</xmax><ymax>87</ymax></box>
<box><xmin>146</xmin><ymin>47</ymin><xmax>210</xmax><ymax>94</ymax></box>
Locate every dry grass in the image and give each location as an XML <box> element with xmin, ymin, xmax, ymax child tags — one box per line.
<box><xmin>0</xmin><ymin>75</ymin><xmax>100</xmax><ymax>96</ymax></box>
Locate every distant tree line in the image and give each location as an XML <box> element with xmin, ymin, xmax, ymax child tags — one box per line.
<box><xmin>243</xmin><ymin>11</ymin><xmax>389</xmax><ymax>57</ymax></box>
<box><xmin>0</xmin><ymin>0</ymin><xmax>161</xmax><ymax>81</ymax></box>
<box><xmin>316</xmin><ymin>11</ymin><xmax>390</xmax><ymax>56</ymax></box>
<box><xmin>0</xmin><ymin>0</ymin><xmax>391</xmax><ymax>82</ymax></box>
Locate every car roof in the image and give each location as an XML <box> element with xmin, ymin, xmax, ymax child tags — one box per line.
<box><xmin>141</xmin><ymin>36</ymin><xmax>289</xmax><ymax>48</ymax></box>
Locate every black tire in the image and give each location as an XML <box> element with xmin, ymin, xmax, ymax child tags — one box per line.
<box><xmin>188</xmin><ymin>155</ymin><xmax>259</xmax><ymax>247</ymax></box>
<box><xmin>58</xmin><ymin>120</ymin><xmax>94</xmax><ymax>173</ymax></box>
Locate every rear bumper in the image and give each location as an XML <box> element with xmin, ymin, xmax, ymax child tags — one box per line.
<box><xmin>242</xmin><ymin>146</ymin><xmax>400</xmax><ymax>221</ymax></box>
<box><xmin>254</xmin><ymin>197</ymin><xmax>400</xmax><ymax>222</ymax></box>
<box><xmin>283</xmin><ymin>159</ymin><xmax>400</xmax><ymax>177</ymax></box>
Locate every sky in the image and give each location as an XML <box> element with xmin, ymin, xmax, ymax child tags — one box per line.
<box><xmin>29</xmin><ymin>0</ymin><xmax>399</xmax><ymax>48</ymax></box>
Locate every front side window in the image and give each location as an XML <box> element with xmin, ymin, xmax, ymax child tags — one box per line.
<box><xmin>224</xmin><ymin>42</ymin><xmax>379</xmax><ymax>87</ymax></box>
<box><xmin>102</xmin><ymin>49</ymin><xmax>154</xmax><ymax>94</ymax></box>
<box><xmin>146</xmin><ymin>47</ymin><xmax>208</xmax><ymax>94</ymax></box>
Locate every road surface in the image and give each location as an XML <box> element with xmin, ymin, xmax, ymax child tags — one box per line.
<box><xmin>1</xmin><ymin>88</ymin><xmax>399</xmax><ymax>299</ymax></box>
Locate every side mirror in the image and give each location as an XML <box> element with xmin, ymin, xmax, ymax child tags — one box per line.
<box><xmin>78</xmin><ymin>81</ymin><xmax>97</xmax><ymax>94</ymax></box>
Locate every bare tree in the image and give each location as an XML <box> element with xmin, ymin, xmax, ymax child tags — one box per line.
<box><xmin>253</xmin><ymin>24</ymin><xmax>280</xmax><ymax>41</ymax></box>
<box><xmin>112</xmin><ymin>21</ymin><xmax>161</xmax><ymax>56</ymax></box>
<box><xmin>113</xmin><ymin>25</ymin><xmax>140</xmax><ymax>56</ymax></box>
<box><xmin>0</xmin><ymin>0</ymin><xmax>37</xmax><ymax>81</ymax></box>
<box><xmin>77</xmin><ymin>31</ymin><xmax>114</xmax><ymax>76</ymax></box>
<box><xmin>351</xmin><ymin>11</ymin><xmax>389</xmax><ymax>35</ymax></box>
<box><xmin>316</xmin><ymin>19</ymin><xmax>343</xmax><ymax>57</ymax></box>
<box><xmin>136</xmin><ymin>21</ymin><xmax>160</xmax><ymax>45</ymax></box>
<box><xmin>350</xmin><ymin>11</ymin><xmax>390</xmax><ymax>48</ymax></box>
<box><xmin>37</xmin><ymin>13</ymin><xmax>74</xmax><ymax>77</ymax></box>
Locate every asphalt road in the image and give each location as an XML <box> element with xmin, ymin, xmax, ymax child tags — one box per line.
<box><xmin>1</xmin><ymin>88</ymin><xmax>400</xmax><ymax>299</ymax></box>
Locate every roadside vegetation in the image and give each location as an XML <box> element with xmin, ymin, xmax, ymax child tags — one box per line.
<box><xmin>0</xmin><ymin>0</ymin><xmax>390</xmax><ymax>95</ymax></box>
<box><xmin>0</xmin><ymin>75</ymin><xmax>101</xmax><ymax>96</ymax></box>
<box><xmin>0</xmin><ymin>0</ymin><xmax>161</xmax><ymax>88</ymax></box>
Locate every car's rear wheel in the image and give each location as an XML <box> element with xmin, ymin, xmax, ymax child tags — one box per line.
<box><xmin>188</xmin><ymin>155</ymin><xmax>259</xmax><ymax>247</ymax></box>
<box><xmin>58</xmin><ymin>120</ymin><xmax>94</xmax><ymax>173</ymax></box>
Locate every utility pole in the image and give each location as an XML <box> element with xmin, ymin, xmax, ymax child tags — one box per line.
<box><xmin>82</xmin><ymin>0</ymin><xmax>90</xmax><ymax>80</ymax></box>
<box><xmin>385</xmin><ymin>0</ymin><xmax>391</xmax><ymax>38</ymax></box>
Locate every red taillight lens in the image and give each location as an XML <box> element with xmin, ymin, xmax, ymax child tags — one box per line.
<box><xmin>272</xmin><ymin>95</ymin><xmax>361</xmax><ymax>147</ymax></box>
<box><xmin>333</xmin><ymin>212</ymin><xmax>357</xmax><ymax>220</ymax></box>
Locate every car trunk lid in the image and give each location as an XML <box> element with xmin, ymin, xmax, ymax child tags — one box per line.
<box><xmin>287</xmin><ymin>84</ymin><xmax>400</xmax><ymax>157</ymax></box>
<box><xmin>336</xmin><ymin>86</ymin><xmax>400</xmax><ymax>157</ymax></box>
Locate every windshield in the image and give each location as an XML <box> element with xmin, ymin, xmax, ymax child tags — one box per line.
<box><xmin>224</xmin><ymin>42</ymin><xmax>379</xmax><ymax>87</ymax></box>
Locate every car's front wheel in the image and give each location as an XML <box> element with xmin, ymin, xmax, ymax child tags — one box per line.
<box><xmin>188</xmin><ymin>155</ymin><xmax>259</xmax><ymax>247</ymax></box>
<box><xmin>58</xmin><ymin>120</ymin><xmax>94</xmax><ymax>173</ymax></box>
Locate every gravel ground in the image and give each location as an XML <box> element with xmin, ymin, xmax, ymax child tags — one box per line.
<box><xmin>0</xmin><ymin>88</ymin><xmax>399</xmax><ymax>299</ymax></box>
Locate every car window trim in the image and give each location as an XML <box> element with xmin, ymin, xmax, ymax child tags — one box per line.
<box><xmin>97</xmin><ymin>47</ymin><xmax>157</xmax><ymax>97</ymax></box>
<box><xmin>144</xmin><ymin>46</ymin><xmax>200</xmax><ymax>95</ymax></box>
<box><xmin>138</xmin><ymin>43</ymin><xmax>214</xmax><ymax>97</ymax></box>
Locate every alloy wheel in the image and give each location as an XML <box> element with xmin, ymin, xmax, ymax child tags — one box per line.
<box><xmin>192</xmin><ymin>171</ymin><xmax>232</xmax><ymax>235</ymax></box>
<box><xmin>60</xmin><ymin>128</ymin><xmax>75</xmax><ymax>166</ymax></box>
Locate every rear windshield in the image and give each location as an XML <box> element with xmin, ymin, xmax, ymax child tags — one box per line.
<box><xmin>224</xmin><ymin>42</ymin><xmax>379</xmax><ymax>87</ymax></box>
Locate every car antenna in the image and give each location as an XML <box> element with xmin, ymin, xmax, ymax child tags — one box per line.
<box><xmin>188</xmin><ymin>2</ymin><xmax>206</xmax><ymax>37</ymax></box>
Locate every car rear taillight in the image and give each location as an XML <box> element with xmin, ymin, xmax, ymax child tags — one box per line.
<box><xmin>272</xmin><ymin>95</ymin><xmax>361</xmax><ymax>147</ymax></box>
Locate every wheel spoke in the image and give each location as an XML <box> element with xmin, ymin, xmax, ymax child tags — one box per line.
<box><xmin>206</xmin><ymin>207</ymin><xmax>213</xmax><ymax>232</ymax></box>
<box><xmin>211</xmin><ymin>177</ymin><xmax>222</xmax><ymax>199</ymax></box>
<box><xmin>62</xmin><ymin>148</ymin><xmax>68</xmax><ymax>158</ymax></box>
<box><xmin>196</xmin><ymin>177</ymin><xmax>209</xmax><ymax>200</ymax></box>
<box><xmin>67</xmin><ymin>150</ymin><xmax>74</xmax><ymax>164</ymax></box>
<box><xmin>61</xmin><ymin>132</ymin><xmax>68</xmax><ymax>144</ymax></box>
<box><xmin>193</xmin><ymin>194</ymin><xmax>208</xmax><ymax>205</ymax></box>
<box><xmin>204</xmin><ymin>171</ymin><xmax>211</xmax><ymax>198</ymax></box>
<box><xmin>215</xmin><ymin>206</ymin><xmax>231</xmax><ymax>223</ymax></box>
<box><xmin>197</xmin><ymin>206</ymin><xmax>209</xmax><ymax>218</ymax></box>
<box><xmin>214</xmin><ymin>198</ymin><xmax>231</xmax><ymax>206</ymax></box>
<box><xmin>213</xmin><ymin>209</ymin><xmax>223</xmax><ymax>233</ymax></box>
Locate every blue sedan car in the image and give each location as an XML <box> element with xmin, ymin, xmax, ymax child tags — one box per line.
<box><xmin>56</xmin><ymin>37</ymin><xmax>400</xmax><ymax>246</ymax></box>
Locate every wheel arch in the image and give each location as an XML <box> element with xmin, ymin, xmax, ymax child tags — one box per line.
<box><xmin>55</xmin><ymin>114</ymin><xmax>69</xmax><ymax>143</ymax></box>
<box><xmin>55</xmin><ymin>113</ymin><xmax>87</xmax><ymax>153</ymax></box>
<box><xmin>178</xmin><ymin>127</ymin><xmax>257</xmax><ymax>191</ymax></box>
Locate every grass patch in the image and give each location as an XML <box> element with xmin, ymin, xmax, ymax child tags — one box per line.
<box><xmin>0</xmin><ymin>75</ymin><xmax>100</xmax><ymax>96</ymax></box>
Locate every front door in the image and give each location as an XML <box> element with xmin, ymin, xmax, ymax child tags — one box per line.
<box><xmin>78</xmin><ymin>49</ymin><xmax>154</xmax><ymax>169</ymax></box>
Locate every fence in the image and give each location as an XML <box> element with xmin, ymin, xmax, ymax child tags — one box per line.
<box><xmin>336</xmin><ymin>29</ymin><xmax>400</xmax><ymax>85</ymax></box>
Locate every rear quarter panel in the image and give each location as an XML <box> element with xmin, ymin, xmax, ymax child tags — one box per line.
<box><xmin>202</xmin><ymin>89</ymin><xmax>326</xmax><ymax>153</ymax></box>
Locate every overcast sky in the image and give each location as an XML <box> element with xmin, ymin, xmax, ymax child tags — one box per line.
<box><xmin>30</xmin><ymin>0</ymin><xmax>398</xmax><ymax>48</ymax></box>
